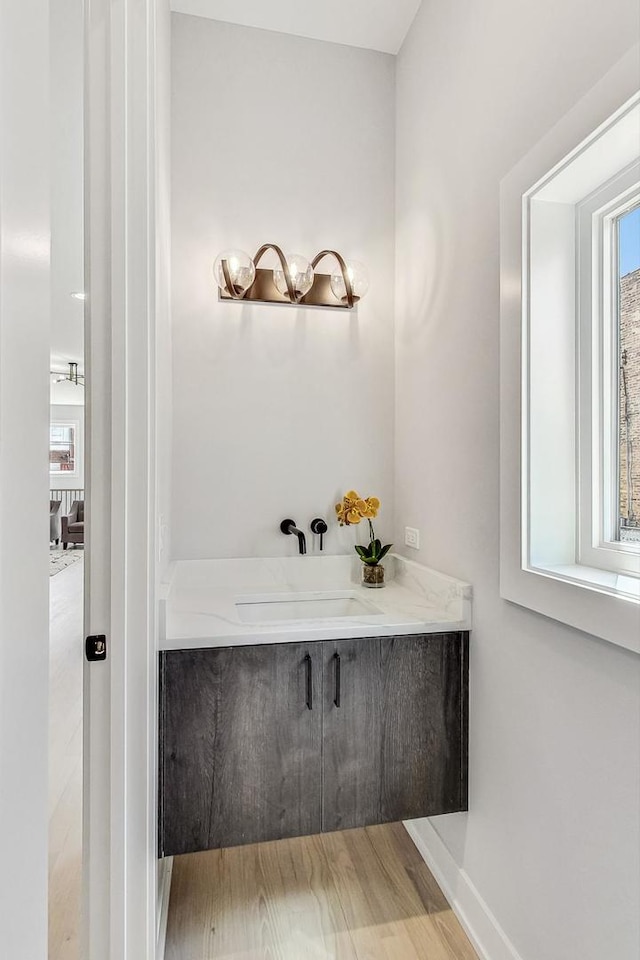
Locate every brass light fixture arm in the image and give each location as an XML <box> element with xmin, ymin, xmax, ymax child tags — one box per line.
<box><xmin>311</xmin><ymin>249</ymin><xmax>355</xmax><ymax>308</ymax></box>
<box><xmin>221</xmin><ymin>258</ymin><xmax>246</xmax><ymax>300</ymax></box>
<box><xmin>252</xmin><ymin>242</ymin><xmax>299</xmax><ymax>303</ymax></box>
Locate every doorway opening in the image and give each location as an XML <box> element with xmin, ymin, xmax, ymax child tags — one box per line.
<box><xmin>48</xmin><ymin>0</ymin><xmax>85</xmax><ymax>955</ymax></box>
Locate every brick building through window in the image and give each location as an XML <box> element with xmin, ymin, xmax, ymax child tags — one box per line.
<box><xmin>620</xmin><ymin>265</ymin><xmax>640</xmax><ymax>538</ymax></box>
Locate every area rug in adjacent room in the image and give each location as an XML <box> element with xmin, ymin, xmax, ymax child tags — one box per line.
<box><xmin>50</xmin><ymin>548</ymin><xmax>84</xmax><ymax>577</ymax></box>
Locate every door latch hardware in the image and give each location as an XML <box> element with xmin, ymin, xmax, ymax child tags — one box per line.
<box><xmin>86</xmin><ymin>634</ymin><xmax>107</xmax><ymax>662</ymax></box>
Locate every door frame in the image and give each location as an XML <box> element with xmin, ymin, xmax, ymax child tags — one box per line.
<box><xmin>83</xmin><ymin>0</ymin><xmax>168</xmax><ymax>956</ymax></box>
<box><xmin>0</xmin><ymin>1</ymin><xmax>51</xmax><ymax>954</ymax></box>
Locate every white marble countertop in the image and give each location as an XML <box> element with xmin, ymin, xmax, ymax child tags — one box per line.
<box><xmin>160</xmin><ymin>554</ymin><xmax>472</xmax><ymax>650</ymax></box>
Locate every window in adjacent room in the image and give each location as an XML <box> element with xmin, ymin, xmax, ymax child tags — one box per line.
<box><xmin>50</xmin><ymin>422</ymin><xmax>77</xmax><ymax>474</ymax></box>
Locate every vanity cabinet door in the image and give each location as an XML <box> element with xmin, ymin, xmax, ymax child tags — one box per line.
<box><xmin>322</xmin><ymin>632</ymin><xmax>468</xmax><ymax>832</ymax></box>
<box><xmin>321</xmin><ymin>637</ymin><xmax>384</xmax><ymax>831</ymax></box>
<box><xmin>159</xmin><ymin>643</ymin><xmax>323</xmax><ymax>857</ymax></box>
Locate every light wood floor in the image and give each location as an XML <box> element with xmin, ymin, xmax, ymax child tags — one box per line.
<box><xmin>49</xmin><ymin>554</ymin><xmax>84</xmax><ymax>960</ymax></box>
<box><xmin>166</xmin><ymin>822</ymin><xmax>479</xmax><ymax>960</ymax></box>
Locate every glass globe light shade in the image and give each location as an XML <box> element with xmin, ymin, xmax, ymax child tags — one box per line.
<box><xmin>213</xmin><ymin>249</ymin><xmax>255</xmax><ymax>297</ymax></box>
<box><xmin>273</xmin><ymin>253</ymin><xmax>315</xmax><ymax>300</ymax></box>
<box><xmin>330</xmin><ymin>259</ymin><xmax>369</xmax><ymax>304</ymax></box>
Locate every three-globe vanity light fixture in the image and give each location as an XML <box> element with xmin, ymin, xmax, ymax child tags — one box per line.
<box><xmin>213</xmin><ymin>243</ymin><xmax>369</xmax><ymax>309</ymax></box>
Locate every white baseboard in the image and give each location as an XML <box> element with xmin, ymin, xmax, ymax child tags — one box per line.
<box><xmin>403</xmin><ymin>820</ymin><xmax>524</xmax><ymax>960</ymax></box>
<box><xmin>156</xmin><ymin>857</ymin><xmax>173</xmax><ymax>960</ymax></box>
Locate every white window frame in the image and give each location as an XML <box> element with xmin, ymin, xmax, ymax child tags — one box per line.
<box><xmin>49</xmin><ymin>418</ymin><xmax>80</xmax><ymax>477</ymax></box>
<box><xmin>578</xmin><ymin>177</ymin><xmax>640</xmax><ymax>577</ymax></box>
<box><xmin>500</xmin><ymin>49</ymin><xmax>640</xmax><ymax>654</ymax></box>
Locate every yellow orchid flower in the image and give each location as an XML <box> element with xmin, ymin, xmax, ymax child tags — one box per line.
<box><xmin>335</xmin><ymin>490</ymin><xmax>392</xmax><ymax>569</ymax></box>
<box><xmin>336</xmin><ymin>491</ymin><xmax>384</xmax><ymax>528</ymax></box>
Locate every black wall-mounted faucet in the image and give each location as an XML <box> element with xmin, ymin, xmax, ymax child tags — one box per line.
<box><xmin>310</xmin><ymin>518</ymin><xmax>328</xmax><ymax>551</ymax></box>
<box><xmin>280</xmin><ymin>519</ymin><xmax>307</xmax><ymax>555</ymax></box>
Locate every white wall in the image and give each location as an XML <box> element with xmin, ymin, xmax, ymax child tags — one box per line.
<box><xmin>171</xmin><ymin>14</ymin><xmax>396</xmax><ymax>560</ymax></box>
<box><xmin>395</xmin><ymin>3</ymin><xmax>640</xmax><ymax>960</ymax></box>
<box><xmin>0</xmin><ymin>0</ymin><xmax>50</xmax><ymax>955</ymax></box>
<box><xmin>157</xmin><ymin>1</ymin><xmax>172</xmax><ymax>576</ymax></box>
<box><xmin>50</xmin><ymin>0</ymin><xmax>84</xmax><ymax>370</ymax></box>
<box><xmin>50</xmin><ymin>376</ymin><xmax>86</xmax><ymax>406</ymax></box>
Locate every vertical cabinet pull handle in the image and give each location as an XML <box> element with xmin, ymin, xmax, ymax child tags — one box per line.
<box><xmin>305</xmin><ymin>654</ymin><xmax>313</xmax><ymax>710</ymax></box>
<box><xmin>334</xmin><ymin>652</ymin><xmax>341</xmax><ymax>708</ymax></box>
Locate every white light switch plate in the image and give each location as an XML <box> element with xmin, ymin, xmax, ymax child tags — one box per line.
<box><xmin>404</xmin><ymin>526</ymin><xmax>420</xmax><ymax>549</ymax></box>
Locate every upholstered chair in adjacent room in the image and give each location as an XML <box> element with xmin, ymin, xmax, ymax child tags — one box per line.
<box><xmin>49</xmin><ymin>500</ymin><xmax>62</xmax><ymax>545</ymax></box>
<box><xmin>61</xmin><ymin>500</ymin><xmax>84</xmax><ymax>549</ymax></box>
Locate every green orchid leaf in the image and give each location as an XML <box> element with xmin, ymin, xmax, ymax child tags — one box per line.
<box><xmin>377</xmin><ymin>544</ymin><xmax>392</xmax><ymax>561</ymax></box>
<box><xmin>366</xmin><ymin>539</ymin><xmax>380</xmax><ymax>561</ymax></box>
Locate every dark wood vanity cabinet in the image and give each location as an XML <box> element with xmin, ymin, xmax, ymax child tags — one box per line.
<box><xmin>159</xmin><ymin>632</ymin><xmax>468</xmax><ymax>858</ymax></box>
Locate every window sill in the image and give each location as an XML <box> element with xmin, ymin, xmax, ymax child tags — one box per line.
<box><xmin>501</xmin><ymin>555</ymin><xmax>640</xmax><ymax>654</ymax></box>
<box><xmin>531</xmin><ymin>562</ymin><xmax>640</xmax><ymax>603</ymax></box>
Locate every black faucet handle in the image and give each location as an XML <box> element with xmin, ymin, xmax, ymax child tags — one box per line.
<box><xmin>310</xmin><ymin>518</ymin><xmax>328</xmax><ymax>551</ymax></box>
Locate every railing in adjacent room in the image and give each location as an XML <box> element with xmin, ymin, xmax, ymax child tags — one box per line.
<box><xmin>50</xmin><ymin>488</ymin><xmax>84</xmax><ymax>516</ymax></box>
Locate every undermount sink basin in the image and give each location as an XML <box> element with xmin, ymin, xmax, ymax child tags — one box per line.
<box><xmin>235</xmin><ymin>591</ymin><xmax>384</xmax><ymax>623</ymax></box>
